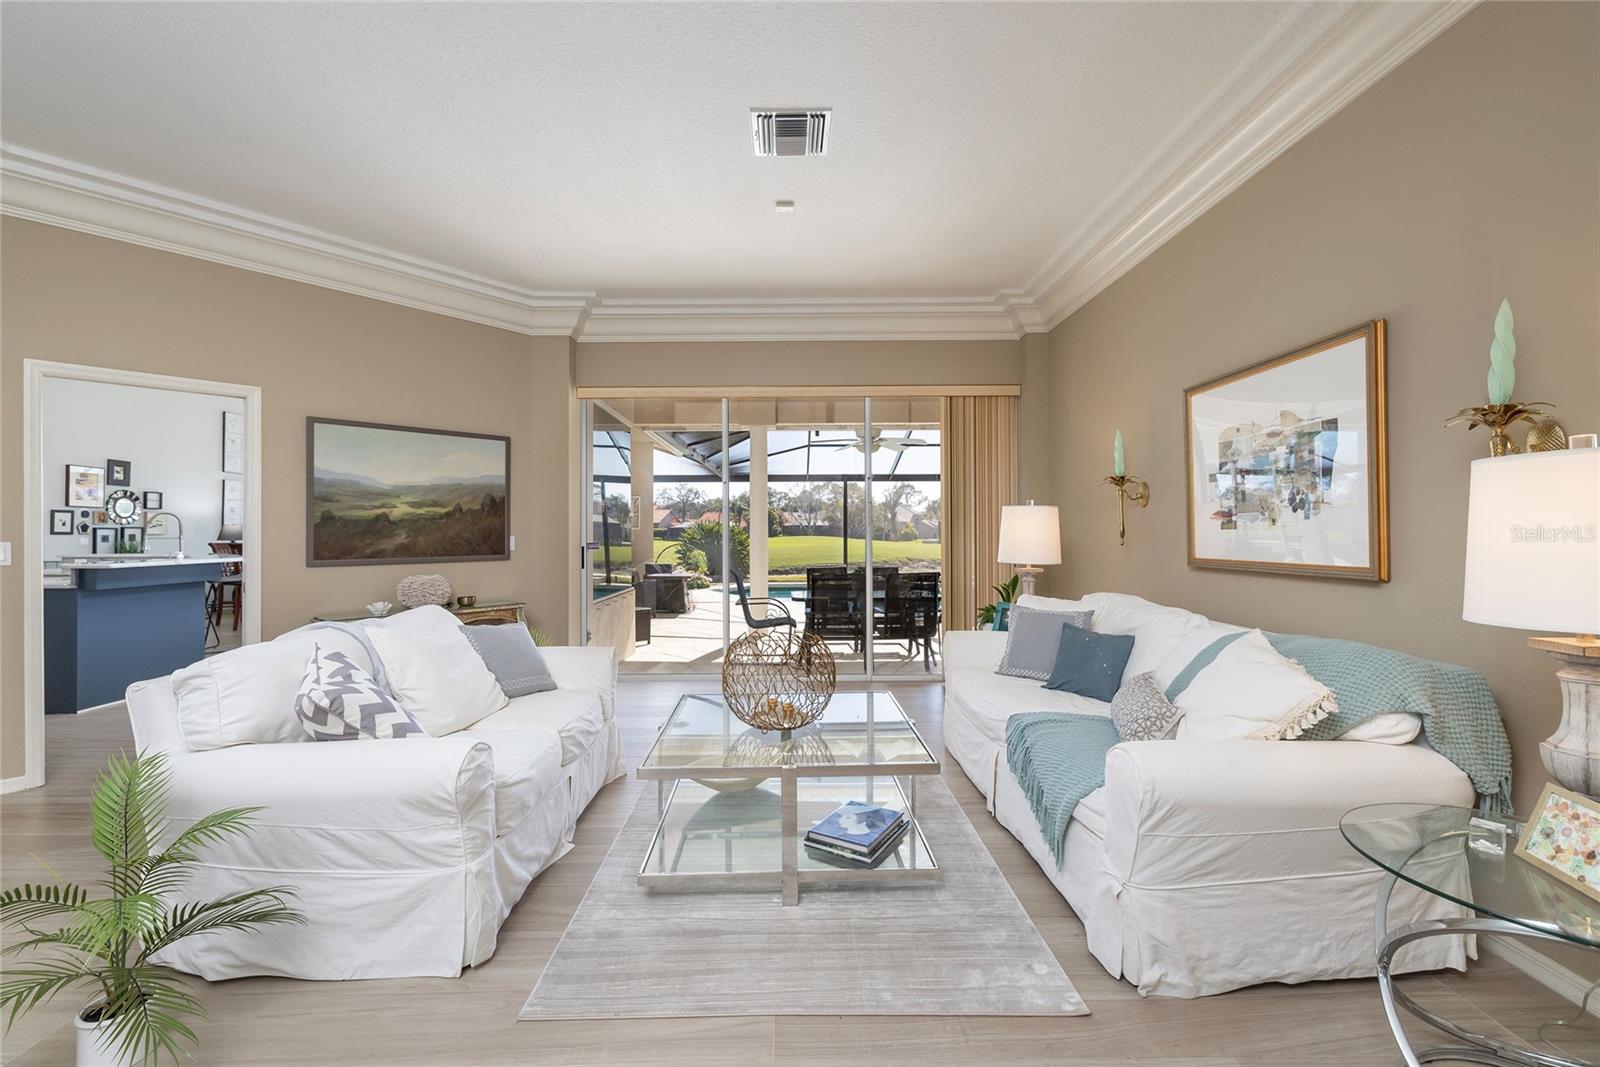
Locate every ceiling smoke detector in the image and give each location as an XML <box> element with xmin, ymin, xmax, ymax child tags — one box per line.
<box><xmin>751</xmin><ymin>109</ymin><xmax>829</xmax><ymax>157</ymax></box>
<box><xmin>774</xmin><ymin>200</ymin><xmax>796</xmax><ymax>213</ymax></box>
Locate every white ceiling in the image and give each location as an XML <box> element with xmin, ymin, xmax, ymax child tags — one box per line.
<box><xmin>0</xmin><ymin>2</ymin><xmax>1470</xmax><ymax>339</ymax></box>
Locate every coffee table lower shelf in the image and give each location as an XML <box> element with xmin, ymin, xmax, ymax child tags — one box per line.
<box><xmin>638</xmin><ymin>774</ymin><xmax>939</xmax><ymax>904</ymax></box>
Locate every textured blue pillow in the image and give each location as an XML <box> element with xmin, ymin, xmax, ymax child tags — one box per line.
<box><xmin>1042</xmin><ymin>624</ymin><xmax>1135</xmax><ymax>702</ymax></box>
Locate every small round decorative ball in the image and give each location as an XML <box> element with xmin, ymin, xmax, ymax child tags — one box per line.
<box><xmin>396</xmin><ymin>573</ymin><xmax>453</xmax><ymax>608</ymax></box>
<box><xmin>720</xmin><ymin>627</ymin><xmax>836</xmax><ymax>734</ymax></box>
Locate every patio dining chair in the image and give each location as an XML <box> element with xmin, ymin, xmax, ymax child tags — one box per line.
<box><xmin>730</xmin><ymin>570</ymin><xmax>796</xmax><ymax>631</ymax></box>
<box><xmin>804</xmin><ymin>566</ymin><xmax>862</xmax><ymax>651</ymax></box>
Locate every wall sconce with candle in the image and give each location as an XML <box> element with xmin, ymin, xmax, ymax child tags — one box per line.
<box><xmin>1102</xmin><ymin>429</ymin><xmax>1149</xmax><ymax>546</ymax></box>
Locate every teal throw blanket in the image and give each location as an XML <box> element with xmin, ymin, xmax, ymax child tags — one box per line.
<box><xmin>1266</xmin><ymin>634</ymin><xmax>1513</xmax><ymax>814</ymax></box>
<box><xmin>1004</xmin><ymin>712</ymin><xmax>1121</xmax><ymax>868</ymax></box>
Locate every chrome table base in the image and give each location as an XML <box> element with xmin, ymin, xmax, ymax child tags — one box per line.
<box><xmin>1376</xmin><ymin>869</ymin><xmax>1596</xmax><ymax>1067</ymax></box>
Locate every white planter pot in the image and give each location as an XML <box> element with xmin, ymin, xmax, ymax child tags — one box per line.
<box><xmin>75</xmin><ymin>1006</ymin><xmax>134</xmax><ymax>1067</ymax></box>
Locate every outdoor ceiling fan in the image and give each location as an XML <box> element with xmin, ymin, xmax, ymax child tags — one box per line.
<box><xmin>812</xmin><ymin>431</ymin><xmax>935</xmax><ymax>453</ymax></box>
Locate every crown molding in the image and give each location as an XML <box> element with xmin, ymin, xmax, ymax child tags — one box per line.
<box><xmin>0</xmin><ymin>146</ymin><xmax>594</xmax><ymax>336</ymax></box>
<box><xmin>0</xmin><ymin>2</ymin><xmax>1472</xmax><ymax>343</ymax></box>
<box><xmin>578</xmin><ymin>294</ymin><xmax>1040</xmax><ymax>342</ymax></box>
<box><xmin>1021</xmin><ymin>0</ymin><xmax>1476</xmax><ymax>331</ymax></box>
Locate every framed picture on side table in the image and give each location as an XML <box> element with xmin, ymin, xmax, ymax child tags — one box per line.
<box><xmin>92</xmin><ymin>527</ymin><xmax>117</xmax><ymax>554</ymax></box>
<box><xmin>1184</xmin><ymin>320</ymin><xmax>1388</xmax><ymax>582</ymax></box>
<box><xmin>1515</xmin><ymin>781</ymin><xmax>1600</xmax><ymax>904</ymax></box>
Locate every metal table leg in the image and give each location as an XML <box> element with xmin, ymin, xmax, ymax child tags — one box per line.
<box><xmin>781</xmin><ymin>771</ymin><xmax>799</xmax><ymax>906</ymax></box>
<box><xmin>1375</xmin><ymin>869</ymin><xmax>1596</xmax><ymax>1067</ymax></box>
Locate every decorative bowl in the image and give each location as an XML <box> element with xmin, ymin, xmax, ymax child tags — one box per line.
<box><xmin>456</xmin><ymin>595</ymin><xmax>478</xmax><ymax>608</ymax></box>
<box><xmin>366</xmin><ymin>601</ymin><xmax>394</xmax><ymax>617</ymax></box>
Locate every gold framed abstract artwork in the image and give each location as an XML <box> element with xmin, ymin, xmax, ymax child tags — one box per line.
<box><xmin>1516</xmin><ymin>782</ymin><xmax>1600</xmax><ymax>905</ymax></box>
<box><xmin>1184</xmin><ymin>320</ymin><xmax>1388</xmax><ymax>581</ymax></box>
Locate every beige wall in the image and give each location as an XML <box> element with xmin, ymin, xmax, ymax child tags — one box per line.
<box><xmin>1044</xmin><ymin>1</ymin><xmax>1599</xmax><ymax>816</ymax></box>
<box><xmin>0</xmin><ymin>219</ymin><xmax>575</xmax><ymax>779</ymax></box>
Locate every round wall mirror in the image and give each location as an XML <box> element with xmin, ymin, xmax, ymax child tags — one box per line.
<box><xmin>106</xmin><ymin>489</ymin><xmax>141</xmax><ymax>526</ymax></box>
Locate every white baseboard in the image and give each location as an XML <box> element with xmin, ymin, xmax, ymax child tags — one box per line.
<box><xmin>1482</xmin><ymin>935</ymin><xmax>1600</xmax><ymax>1018</ymax></box>
<box><xmin>1</xmin><ymin>772</ymin><xmax>44</xmax><ymax>794</ymax></box>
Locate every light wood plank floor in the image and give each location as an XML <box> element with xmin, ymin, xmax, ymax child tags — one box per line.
<box><xmin>5</xmin><ymin>681</ymin><xmax>1599</xmax><ymax>1066</ymax></box>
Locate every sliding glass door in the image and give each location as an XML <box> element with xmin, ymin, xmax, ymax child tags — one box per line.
<box><xmin>582</xmin><ymin>393</ymin><xmax>943</xmax><ymax>678</ymax></box>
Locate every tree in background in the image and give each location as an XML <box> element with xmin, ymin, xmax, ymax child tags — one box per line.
<box><xmin>728</xmin><ymin>492</ymin><xmax>750</xmax><ymax>529</ymax></box>
<box><xmin>658</xmin><ymin>483</ymin><xmax>709</xmax><ymax>524</ymax></box>
<box><xmin>782</xmin><ymin>484</ymin><xmax>837</xmax><ymax>534</ymax></box>
<box><xmin>679</xmin><ymin>518</ymin><xmax>750</xmax><ymax>578</ymax></box>
<box><xmin>768</xmin><ymin>488</ymin><xmax>786</xmax><ymax>537</ymax></box>
<box><xmin>602</xmin><ymin>491</ymin><xmax>631</xmax><ymax>530</ymax></box>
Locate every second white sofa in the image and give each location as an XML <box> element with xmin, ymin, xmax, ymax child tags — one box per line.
<box><xmin>124</xmin><ymin>607</ymin><xmax>626</xmax><ymax>981</ymax></box>
<box><xmin>944</xmin><ymin>591</ymin><xmax>1479</xmax><ymax>998</ymax></box>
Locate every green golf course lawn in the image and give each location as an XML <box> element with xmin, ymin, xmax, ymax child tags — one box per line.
<box><xmin>591</xmin><ymin>535</ymin><xmax>940</xmax><ymax>574</ymax></box>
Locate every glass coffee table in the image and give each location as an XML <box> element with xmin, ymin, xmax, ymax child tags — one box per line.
<box><xmin>637</xmin><ymin>692</ymin><xmax>941</xmax><ymax>905</ymax></box>
<box><xmin>1342</xmin><ymin>803</ymin><xmax>1600</xmax><ymax>1067</ymax></box>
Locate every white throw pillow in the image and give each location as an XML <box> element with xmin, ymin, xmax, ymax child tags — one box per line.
<box><xmin>1152</xmin><ymin>620</ymin><xmax>1250</xmax><ymax>696</ymax></box>
<box><xmin>171</xmin><ymin>626</ymin><xmax>376</xmax><ymax>751</ymax></box>
<box><xmin>367</xmin><ymin>622</ymin><xmax>508</xmax><ymax>736</ymax></box>
<box><xmin>364</xmin><ymin>604</ymin><xmax>460</xmax><ymax>637</ymax></box>
<box><xmin>1174</xmin><ymin>629</ymin><xmax>1338</xmax><ymax>741</ymax></box>
<box><xmin>1081</xmin><ymin>592</ymin><xmax>1208</xmax><ymax>683</ymax></box>
<box><xmin>1338</xmin><ymin>711</ymin><xmax>1423</xmax><ymax>745</ymax></box>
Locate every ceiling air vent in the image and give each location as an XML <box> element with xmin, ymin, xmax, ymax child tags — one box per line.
<box><xmin>751</xmin><ymin>109</ymin><xmax>829</xmax><ymax>157</ymax></box>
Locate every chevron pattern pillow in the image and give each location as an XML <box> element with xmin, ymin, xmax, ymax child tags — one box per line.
<box><xmin>294</xmin><ymin>643</ymin><xmax>425</xmax><ymax>741</ymax></box>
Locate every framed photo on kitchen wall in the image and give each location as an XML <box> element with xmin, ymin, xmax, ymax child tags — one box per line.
<box><xmin>1184</xmin><ymin>320</ymin><xmax>1388</xmax><ymax>582</ymax></box>
<box><xmin>305</xmin><ymin>417</ymin><xmax>510</xmax><ymax>566</ymax></box>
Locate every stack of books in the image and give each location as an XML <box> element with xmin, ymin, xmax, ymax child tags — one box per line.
<box><xmin>803</xmin><ymin>800</ymin><xmax>908</xmax><ymax>868</ymax></box>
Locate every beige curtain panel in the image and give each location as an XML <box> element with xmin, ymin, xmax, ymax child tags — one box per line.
<box><xmin>941</xmin><ymin>395</ymin><xmax>1018</xmax><ymax>632</ymax></box>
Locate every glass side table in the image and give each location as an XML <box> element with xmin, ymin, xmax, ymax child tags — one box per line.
<box><xmin>1342</xmin><ymin>803</ymin><xmax>1600</xmax><ymax>1067</ymax></box>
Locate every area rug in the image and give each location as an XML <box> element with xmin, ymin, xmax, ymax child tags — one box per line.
<box><xmin>519</xmin><ymin>775</ymin><xmax>1088</xmax><ymax>1019</ymax></box>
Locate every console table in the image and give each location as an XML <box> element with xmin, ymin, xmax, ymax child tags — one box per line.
<box><xmin>312</xmin><ymin>600</ymin><xmax>526</xmax><ymax>627</ymax></box>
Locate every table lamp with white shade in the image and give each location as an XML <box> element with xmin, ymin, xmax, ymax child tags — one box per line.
<box><xmin>1463</xmin><ymin>442</ymin><xmax>1600</xmax><ymax>794</ymax></box>
<box><xmin>998</xmin><ymin>502</ymin><xmax>1061</xmax><ymax>598</ymax></box>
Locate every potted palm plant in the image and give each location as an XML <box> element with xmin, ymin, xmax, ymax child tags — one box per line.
<box><xmin>1</xmin><ymin>752</ymin><xmax>302</xmax><ymax>1066</ymax></box>
<box><xmin>977</xmin><ymin>574</ymin><xmax>1021</xmax><ymax>629</ymax></box>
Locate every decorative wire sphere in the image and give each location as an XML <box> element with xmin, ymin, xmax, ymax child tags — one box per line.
<box><xmin>721</xmin><ymin>626</ymin><xmax>836</xmax><ymax>737</ymax></box>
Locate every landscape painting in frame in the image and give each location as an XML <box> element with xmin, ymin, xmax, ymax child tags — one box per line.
<box><xmin>1184</xmin><ymin>321</ymin><xmax>1388</xmax><ymax>581</ymax></box>
<box><xmin>307</xmin><ymin>418</ymin><xmax>510</xmax><ymax>566</ymax></box>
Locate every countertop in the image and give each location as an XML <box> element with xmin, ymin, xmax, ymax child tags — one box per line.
<box><xmin>54</xmin><ymin>555</ymin><xmax>236</xmax><ymax>571</ymax></box>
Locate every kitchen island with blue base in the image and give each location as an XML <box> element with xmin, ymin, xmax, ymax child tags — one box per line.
<box><xmin>45</xmin><ymin>557</ymin><xmax>225</xmax><ymax>714</ymax></box>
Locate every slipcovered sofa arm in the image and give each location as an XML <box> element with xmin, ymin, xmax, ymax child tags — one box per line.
<box><xmin>163</xmin><ymin>736</ymin><xmax>498</xmax><ymax>870</ymax></box>
<box><xmin>943</xmin><ymin>630</ymin><xmax>1008</xmax><ymax>673</ymax></box>
<box><xmin>540</xmin><ymin>645</ymin><xmax>619</xmax><ymax>720</ymax></box>
<box><xmin>1101</xmin><ymin>740</ymin><xmax>1474</xmax><ymax>884</ymax></box>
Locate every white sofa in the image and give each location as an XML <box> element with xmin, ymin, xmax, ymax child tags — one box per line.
<box><xmin>124</xmin><ymin>612</ymin><xmax>626</xmax><ymax>981</ymax></box>
<box><xmin>944</xmin><ymin>591</ymin><xmax>1478</xmax><ymax>998</ymax></box>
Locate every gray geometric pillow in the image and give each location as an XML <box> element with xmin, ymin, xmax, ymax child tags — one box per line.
<box><xmin>294</xmin><ymin>644</ymin><xmax>425</xmax><ymax>741</ymax></box>
<box><xmin>1110</xmin><ymin>671</ymin><xmax>1182</xmax><ymax>742</ymax></box>
<box><xmin>460</xmin><ymin>623</ymin><xmax>557</xmax><ymax>698</ymax></box>
<box><xmin>997</xmin><ymin>605</ymin><xmax>1096</xmax><ymax>680</ymax></box>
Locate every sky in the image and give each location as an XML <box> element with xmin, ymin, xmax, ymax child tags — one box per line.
<box><xmin>314</xmin><ymin>423</ymin><xmax>506</xmax><ymax>485</ymax></box>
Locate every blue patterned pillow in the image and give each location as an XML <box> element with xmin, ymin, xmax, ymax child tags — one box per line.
<box><xmin>294</xmin><ymin>644</ymin><xmax>425</xmax><ymax>741</ymax></box>
<box><xmin>1042</xmin><ymin>624</ymin><xmax>1135</xmax><ymax>703</ymax></box>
